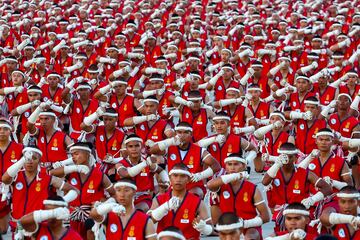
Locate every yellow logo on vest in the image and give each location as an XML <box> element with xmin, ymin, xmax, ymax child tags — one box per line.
<box><xmin>112</xmin><ymin>140</ymin><xmax>117</xmax><ymax>150</ymax></box>
<box><xmin>128</xmin><ymin>226</ymin><xmax>135</xmax><ymax>237</ymax></box>
<box><xmin>330</xmin><ymin>164</ymin><xmax>335</xmax><ymax>173</ymax></box>
<box><xmin>243</xmin><ymin>192</ymin><xmax>248</xmax><ymax>202</ymax></box>
<box><xmin>35</xmin><ymin>182</ymin><xmax>41</xmax><ymax>192</ymax></box>
<box><xmin>228</xmin><ymin>144</ymin><xmax>232</xmax><ymax>152</ymax></box>
<box><xmin>188</xmin><ymin>156</ymin><xmax>194</xmax><ymax>169</ymax></box>
<box><xmin>181</xmin><ymin>209</ymin><xmax>190</xmax><ymax>224</ymax></box>
<box><xmin>294</xmin><ymin>180</ymin><xmax>299</xmax><ymax>189</ymax></box>
<box><xmin>87</xmin><ymin>180</ymin><xmax>95</xmax><ymax>194</ymax></box>
<box><xmin>11</xmin><ymin>150</ymin><xmax>16</xmax><ymax>162</ymax></box>
<box><xmin>124</xmin><ymin>104</ymin><xmax>127</xmax><ymax>111</ymax></box>
<box><xmin>51</xmin><ymin>139</ymin><xmax>58</xmax><ymax>151</ymax></box>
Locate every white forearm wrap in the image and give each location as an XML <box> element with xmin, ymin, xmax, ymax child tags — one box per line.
<box><xmin>329</xmin><ymin>213</ymin><xmax>355</xmax><ymax>225</ymax></box>
<box><xmin>348</xmin><ymin>139</ymin><xmax>360</xmax><ymax>148</ymax></box>
<box><xmin>63</xmin><ymin>190</ymin><xmax>78</xmax><ymax>203</ymax></box>
<box><xmin>3</xmin><ymin>87</ymin><xmax>18</xmax><ymax>95</ymax></box>
<box><xmin>96</xmin><ymin>202</ymin><xmax>116</xmax><ymax>216</ymax></box>
<box><xmin>332</xmin><ymin>179</ymin><xmax>348</xmax><ymax>190</ymax></box>
<box><xmin>254</xmin><ymin>124</ymin><xmax>274</xmax><ymax>138</ymax></box>
<box><xmin>321</xmin><ymin>104</ymin><xmax>334</xmax><ymax>118</ymax></box>
<box><xmin>310</xmin><ymin>191</ymin><xmax>324</xmax><ymax>203</ymax></box>
<box><xmin>174</xmin><ymin>96</ymin><xmax>188</xmax><ymax>106</ymax></box>
<box><xmin>66</xmin><ymin>62</ymin><xmax>82</xmax><ymax>73</ymax></box>
<box><xmin>16</xmin><ymin>102</ymin><xmax>32</xmax><ymax>114</ymax></box>
<box><xmin>265</xmin><ymin>234</ymin><xmax>291</xmax><ymax>240</ymax></box>
<box><xmin>99</xmin><ymin>84</ymin><xmax>111</xmax><ymax>95</ymax></box>
<box><xmin>246</xmin><ymin>150</ymin><xmax>257</xmax><ymax>163</ymax></box>
<box><xmin>240</xmin><ymin>72</ymin><xmax>252</xmax><ymax>86</ymax></box>
<box><xmin>205</xmin><ymin>48</ymin><xmax>215</xmax><ymax>58</ymax></box>
<box><xmin>73</xmin><ymin>40</ymin><xmax>89</xmax><ymax>48</ymax></box>
<box><xmin>269</xmin><ymin>64</ymin><xmax>282</xmax><ymax>76</ymax></box>
<box><xmin>197</xmin><ymin>136</ymin><xmax>216</xmax><ymax>148</ymax></box>
<box><xmin>198</xmin><ymin>167</ymin><xmax>214</xmax><ymax>180</ymax></box>
<box><xmin>290</xmin><ymin>111</ymin><xmax>304</xmax><ymax>120</ymax></box>
<box><xmin>236</xmin><ymin>126</ymin><xmax>256</xmax><ymax>134</ymax></box>
<box><xmin>63</xmin><ymin>165</ymin><xmax>80</xmax><ymax>175</ymax></box>
<box><xmin>350</xmin><ymin>96</ymin><xmax>360</xmax><ymax>111</ymax></box>
<box><xmin>99</xmin><ymin>57</ymin><xmax>113</xmax><ymax>64</ymax></box>
<box><xmin>132</xmin><ymin>116</ymin><xmax>148</xmax><ymax>125</ymax></box>
<box><xmin>83</xmin><ymin>111</ymin><xmax>99</xmax><ymax>126</ymax></box>
<box><xmin>159</xmin><ymin>170</ymin><xmax>170</xmax><ymax>183</ymax></box>
<box><xmin>219</xmin><ymin>99</ymin><xmax>237</xmax><ymax>107</ymax></box>
<box><xmin>298</xmin><ymin>154</ymin><xmax>314</xmax><ymax>169</ymax></box>
<box><xmin>283</xmin><ymin>46</ymin><xmax>297</xmax><ymax>52</ymax></box>
<box><xmin>65</xmin><ymin>79</ymin><xmax>76</xmax><ymax>89</ymax></box>
<box><xmin>53</xmin><ymin>40</ymin><xmax>66</xmax><ymax>53</ymax></box>
<box><xmin>238</xmin><ymin>49</ymin><xmax>251</xmax><ymax>58</ymax></box>
<box><xmin>61</xmin><ymin>158</ymin><xmax>74</xmax><ymax>166</ymax></box>
<box><xmin>244</xmin><ymin>216</ymin><xmax>263</xmax><ymax>229</ymax></box>
<box><xmin>349</xmin><ymin>51</ymin><xmax>360</xmax><ymax>64</ymax></box>
<box><xmin>300</xmin><ymin>64</ymin><xmax>315</xmax><ymax>74</ymax></box>
<box><xmin>208</xmin><ymin>72</ymin><xmax>222</xmax><ymax>86</ymax></box>
<box><xmin>50</xmin><ymin>105</ymin><xmax>63</xmax><ymax>113</ymax></box>
<box><xmin>33</xmin><ymin>209</ymin><xmax>56</xmax><ymax>223</ymax></box>
<box><xmin>28</xmin><ymin>106</ymin><xmax>42</xmax><ymax>124</ymax></box>
<box><xmin>127</xmin><ymin>161</ymin><xmax>147</xmax><ymax>177</ymax></box>
<box><xmin>151</xmin><ymin>201</ymin><xmax>170</xmax><ymax>221</ymax></box>
<box><xmin>157</xmin><ymin>138</ymin><xmax>177</xmax><ymax>151</ymax></box>
<box><xmin>267</xmin><ymin>162</ymin><xmax>282</xmax><ymax>178</ymax></box>
<box><xmin>173</xmin><ymin>61</ymin><xmax>186</xmax><ymax>70</ymax></box>
<box><xmin>142</xmin><ymin>90</ymin><xmax>157</xmax><ymax>98</ymax></box>
<box><xmin>221</xmin><ymin>173</ymin><xmax>240</xmax><ymax>184</ymax></box>
<box><xmin>113</xmin><ymin>68</ymin><xmax>127</xmax><ymax>78</ymax></box>
<box><xmin>23</xmin><ymin>59</ymin><xmax>35</xmax><ymax>68</ymax></box>
<box><xmin>39</xmin><ymin>41</ymin><xmax>53</xmax><ymax>50</ymax></box>
<box><xmin>275</xmin><ymin>87</ymin><xmax>287</xmax><ymax>97</ymax></box>
<box><xmin>7</xmin><ymin>157</ymin><xmax>25</xmax><ymax>177</ymax></box>
<box><xmin>330</xmin><ymin>75</ymin><xmax>348</xmax><ymax>88</ymax></box>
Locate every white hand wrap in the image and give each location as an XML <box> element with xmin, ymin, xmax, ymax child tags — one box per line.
<box><xmin>174</xmin><ymin>96</ymin><xmax>189</xmax><ymax>106</ymax></box>
<box><xmin>151</xmin><ymin>197</ymin><xmax>180</xmax><ymax>221</ymax></box>
<box><xmin>234</xmin><ymin>126</ymin><xmax>256</xmax><ymax>134</ymax></box>
<box><xmin>243</xmin><ymin>216</ymin><xmax>263</xmax><ymax>228</ymax></box>
<box><xmin>269</xmin><ymin>64</ymin><xmax>283</xmax><ymax>76</ymax></box>
<box><xmin>348</xmin><ymin>139</ymin><xmax>360</xmax><ymax>148</ymax></box>
<box><xmin>157</xmin><ymin>137</ymin><xmax>180</xmax><ymax>151</ymax></box>
<box><xmin>197</xmin><ymin>136</ymin><xmax>217</xmax><ymax>148</ymax></box>
<box><xmin>191</xmin><ymin>167</ymin><xmax>214</xmax><ymax>182</ymax></box>
<box><xmin>3</xmin><ymin>87</ymin><xmax>18</xmax><ymax>95</ymax></box>
<box><xmin>173</xmin><ymin>61</ymin><xmax>186</xmax><ymax>70</ymax></box>
<box><xmin>254</xmin><ymin>124</ymin><xmax>275</xmax><ymax>138</ymax></box>
<box><xmin>127</xmin><ymin>161</ymin><xmax>147</xmax><ymax>177</ymax></box>
<box><xmin>329</xmin><ymin>213</ymin><xmax>357</xmax><ymax>225</ymax></box>
<box><xmin>194</xmin><ymin>219</ymin><xmax>213</xmax><ymax>235</ymax></box>
<box><xmin>7</xmin><ymin>157</ymin><xmax>25</xmax><ymax>178</ymax></box>
<box><xmin>245</xmin><ymin>150</ymin><xmax>257</xmax><ymax>164</ymax></box>
<box><xmin>219</xmin><ymin>98</ymin><xmax>237</xmax><ymax>107</ymax></box>
<box><xmin>221</xmin><ymin>173</ymin><xmax>241</xmax><ymax>184</ymax></box>
<box><xmin>266</xmin><ymin>162</ymin><xmax>282</xmax><ymax>178</ymax></box>
<box><xmin>350</xmin><ymin>95</ymin><xmax>360</xmax><ymax>111</ymax></box>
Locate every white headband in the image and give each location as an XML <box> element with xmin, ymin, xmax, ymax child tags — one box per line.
<box><xmin>0</xmin><ymin>123</ymin><xmax>12</xmax><ymax>130</ymax></box>
<box><xmin>124</xmin><ymin>137</ymin><xmax>143</xmax><ymax>145</ymax></box>
<box><xmin>270</xmin><ymin>113</ymin><xmax>286</xmax><ymax>121</ymax></box>
<box><xmin>69</xmin><ymin>146</ymin><xmax>91</xmax><ymax>153</ymax></box>
<box><xmin>283</xmin><ymin>209</ymin><xmax>310</xmax><ymax>216</ymax></box>
<box><xmin>114</xmin><ymin>182</ymin><xmax>137</xmax><ymax>190</ymax></box>
<box><xmin>187</xmin><ymin>97</ymin><xmax>202</xmax><ymax>101</ymax></box>
<box><xmin>336</xmin><ymin>192</ymin><xmax>360</xmax><ymax>199</ymax></box>
<box><xmin>157</xmin><ymin>231</ymin><xmax>185</xmax><ymax>240</ymax></box>
<box><xmin>169</xmin><ymin>169</ymin><xmax>191</xmax><ymax>177</ymax></box>
<box><xmin>112</xmin><ymin>80</ymin><xmax>127</xmax><ymax>86</ymax></box>
<box><xmin>23</xmin><ymin>147</ymin><xmax>43</xmax><ymax>157</ymax></box>
<box><xmin>39</xmin><ymin>112</ymin><xmax>56</xmax><ymax>117</ymax></box>
<box><xmin>143</xmin><ymin>99</ymin><xmax>159</xmax><ymax>104</ymax></box>
<box><xmin>277</xmin><ymin>149</ymin><xmax>299</xmax><ymax>155</ymax></box>
<box><xmin>213</xmin><ymin>116</ymin><xmax>231</xmax><ymax>121</ymax></box>
<box><xmin>103</xmin><ymin>112</ymin><xmax>118</xmax><ymax>118</ymax></box>
<box><xmin>315</xmin><ymin>131</ymin><xmax>334</xmax><ymax>138</ymax></box>
<box><xmin>337</xmin><ymin>93</ymin><xmax>352</xmax><ymax>101</ymax></box>
<box><xmin>247</xmin><ymin>87</ymin><xmax>262</xmax><ymax>92</ymax></box>
<box><xmin>226</xmin><ymin>87</ymin><xmax>240</xmax><ymax>93</ymax></box>
<box><xmin>174</xmin><ymin>126</ymin><xmax>193</xmax><ymax>132</ymax></box>
<box><xmin>224</xmin><ymin>157</ymin><xmax>247</xmax><ymax>164</ymax></box>
<box><xmin>215</xmin><ymin>222</ymin><xmax>243</xmax><ymax>231</ymax></box>
<box><xmin>76</xmin><ymin>85</ymin><xmax>92</xmax><ymax>91</ymax></box>
<box><xmin>43</xmin><ymin>200</ymin><xmax>68</xmax><ymax>207</ymax></box>
<box><xmin>27</xmin><ymin>89</ymin><xmax>43</xmax><ymax>94</ymax></box>
<box><xmin>304</xmin><ymin>100</ymin><xmax>319</xmax><ymax>106</ymax></box>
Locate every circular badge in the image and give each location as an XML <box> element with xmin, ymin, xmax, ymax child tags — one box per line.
<box><xmin>185</xmin><ymin>113</ymin><xmax>189</xmax><ymax>119</ymax></box>
<box><xmin>309</xmin><ymin>163</ymin><xmax>316</xmax><ymax>170</ymax></box>
<box><xmin>293</xmin><ymin>57</ymin><xmax>297</xmax><ymax>62</ymax></box>
<box><xmin>218</xmin><ymin>86</ymin><xmax>222</xmax><ymax>91</ymax></box>
<box><xmin>43</xmin><ymin>97</ymin><xmax>48</xmax><ymax>101</ymax></box>
<box><xmin>16</xmin><ymin>182</ymin><xmax>23</xmax><ymax>190</ymax></box>
<box><xmin>275</xmin><ymin>76</ymin><xmax>279</xmax><ymax>81</ymax></box>
<box><xmin>100</xmin><ymin>135</ymin><xmax>104</xmax><ymax>142</ymax></box>
<box><xmin>70</xmin><ymin>178</ymin><xmax>78</xmax><ymax>185</ymax></box>
<box><xmin>239</xmin><ymin>63</ymin><xmax>242</xmax><ymax>67</ymax></box>
<box><xmin>107</xmin><ymin>65</ymin><xmax>111</xmax><ymax>69</ymax></box>
<box><xmin>223</xmin><ymin>191</ymin><xmax>230</xmax><ymax>199</ymax></box>
<box><xmin>8</xmin><ymin>95</ymin><xmax>12</xmax><ymax>100</ymax></box>
<box><xmin>40</xmin><ymin>236</ymin><xmax>48</xmax><ymax>240</ymax></box>
<box><xmin>300</xmin><ymin>124</ymin><xmax>305</xmax><ymax>130</ymax></box>
<box><xmin>170</xmin><ymin>154</ymin><xmax>177</xmax><ymax>161</ymax></box>
<box><xmin>74</xmin><ymin>72</ymin><xmax>78</xmax><ymax>76</ymax></box>
<box><xmin>110</xmin><ymin>224</ymin><xmax>118</xmax><ymax>233</ymax></box>
<box><xmin>212</xmin><ymin>145</ymin><xmax>217</xmax><ymax>151</ymax></box>
<box><xmin>331</xmin><ymin>118</ymin><xmax>336</xmax><ymax>125</ymax></box>
<box><xmin>41</xmin><ymin>137</ymin><xmax>45</xmax><ymax>143</ymax></box>
<box><xmin>274</xmin><ymin>179</ymin><xmax>280</xmax><ymax>187</ymax></box>
<box><xmin>24</xmin><ymin>112</ymin><xmax>30</xmax><ymax>118</ymax></box>
<box><xmin>76</xmin><ymin>108</ymin><xmax>80</xmax><ymax>114</ymax></box>
<box><xmin>292</xmin><ymin>101</ymin><xmax>297</xmax><ymax>107</ymax></box>
<box><xmin>140</xmin><ymin>124</ymin><xmax>145</xmax><ymax>130</ymax></box>
<box><xmin>112</xmin><ymin>103</ymin><xmax>117</xmax><ymax>108</ymax></box>
<box><xmin>338</xmin><ymin>228</ymin><xmax>345</xmax><ymax>238</ymax></box>
<box><xmin>184</xmin><ymin>92</ymin><xmax>188</xmax><ymax>97</ymax></box>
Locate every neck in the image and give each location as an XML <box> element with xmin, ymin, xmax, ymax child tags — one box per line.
<box><xmin>172</xmin><ymin>189</ymin><xmax>186</xmax><ymax>198</ymax></box>
<box><xmin>283</xmin><ymin>164</ymin><xmax>294</xmax><ymax>172</ymax></box>
<box><xmin>0</xmin><ymin>140</ymin><xmax>9</xmax><ymax>147</ymax></box>
<box><xmin>25</xmin><ymin>169</ymin><xmax>38</xmax><ymax>179</ymax></box>
<box><xmin>320</xmin><ymin>150</ymin><xmax>331</xmax><ymax>159</ymax></box>
<box><xmin>48</xmin><ymin>222</ymin><xmax>64</xmax><ymax>235</ymax></box>
<box><xmin>129</xmin><ymin>156</ymin><xmax>141</xmax><ymax>164</ymax></box>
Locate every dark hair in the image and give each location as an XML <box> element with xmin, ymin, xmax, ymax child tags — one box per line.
<box><xmin>218</xmin><ymin>212</ymin><xmax>241</xmax><ymax>226</ymax></box>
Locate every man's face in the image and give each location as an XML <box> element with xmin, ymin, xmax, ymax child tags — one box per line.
<box><xmin>6</xmin><ymin>61</ymin><xmax>17</xmax><ymax>71</ymax></box>
<box><xmin>304</xmin><ymin>104</ymin><xmax>319</xmax><ymax>116</ymax></box>
<box><xmin>316</xmin><ymin>135</ymin><xmax>333</xmax><ymax>151</ymax></box>
<box><xmin>47</xmin><ymin>76</ymin><xmax>60</xmax><ymax>87</ymax></box>
<box><xmin>296</xmin><ymin>79</ymin><xmax>310</xmax><ymax>93</ymax></box>
<box><xmin>103</xmin><ymin>116</ymin><xmax>117</xmax><ymax>129</ymax></box>
<box><xmin>39</xmin><ymin>116</ymin><xmax>54</xmax><ymax>130</ymax></box>
<box><xmin>71</xmin><ymin>150</ymin><xmax>89</xmax><ymax>165</ymax></box>
<box><xmin>176</xmin><ymin>130</ymin><xmax>192</xmax><ymax>144</ymax></box>
<box><xmin>225</xmin><ymin>90</ymin><xmax>239</xmax><ymax>100</ymax></box>
<box><xmin>113</xmin><ymin>84</ymin><xmax>126</xmax><ymax>96</ymax></box>
<box><xmin>0</xmin><ymin>126</ymin><xmax>10</xmax><ymax>142</ymax></box>
<box><xmin>248</xmin><ymin>90</ymin><xmax>261</xmax><ymax>100</ymax></box>
<box><xmin>24</xmin><ymin>152</ymin><xmax>41</xmax><ymax>172</ymax></box>
<box><xmin>77</xmin><ymin>88</ymin><xmax>90</xmax><ymax>100</ymax></box>
<box><xmin>115</xmin><ymin>186</ymin><xmax>135</xmax><ymax>206</ymax></box>
<box><xmin>333</xmin><ymin>57</ymin><xmax>343</xmax><ymax>67</ymax></box>
<box><xmin>221</xmin><ymin>51</ymin><xmax>231</xmax><ymax>62</ymax></box>
<box><xmin>144</xmin><ymin>102</ymin><xmax>158</xmax><ymax>115</ymax></box>
<box><xmin>339</xmin><ymin>197</ymin><xmax>358</xmax><ymax>215</ymax></box>
<box><xmin>28</xmin><ymin>92</ymin><xmax>41</xmax><ymax>102</ymax></box>
<box><xmin>337</xmin><ymin>95</ymin><xmax>351</xmax><ymax>111</ymax></box>
<box><xmin>219</xmin><ymin>229</ymin><xmax>241</xmax><ymax>240</ymax></box>
<box><xmin>155</xmin><ymin>61</ymin><xmax>167</xmax><ymax>69</ymax></box>
<box><xmin>11</xmin><ymin>72</ymin><xmax>24</xmax><ymax>85</ymax></box>
<box><xmin>150</xmin><ymin>80</ymin><xmax>164</xmax><ymax>90</ymax></box>
<box><xmin>285</xmin><ymin>214</ymin><xmax>308</xmax><ymax>232</ymax></box>
<box><xmin>214</xmin><ymin>119</ymin><xmax>229</xmax><ymax>134</ymax></box>
<box><xmin>126</xmin><ymin>141</ymin><xmax>142</xmax><ymax>159</ymax></box>
<box><xmin>225</xmin><ymin>161</ymin><xmax>246</xmax><ymax>174</ymax></box>
<box><xmin>170</xmin><ymin>173</ymin><xmax>189</xmax><ymax>191</ymax></box>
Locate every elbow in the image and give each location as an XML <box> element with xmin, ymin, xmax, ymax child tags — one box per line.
<box><xmin>2</xmin><ymin>175</ymin><xmax>11</xmax><ymax>185</ymax></box>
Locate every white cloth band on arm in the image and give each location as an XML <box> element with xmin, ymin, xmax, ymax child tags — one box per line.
<box><xmin>158</xmin><ymin>170</ymin><xmax>170</xmax><ymax>183</ymax></box>
<box><xmin>127</xmin><ymin>161</ymin><xmax>147</xmax><ymax>177</ymax></box>
<box><xmin>83</xmin><ymin>112</ymin><xmax>99</xmax><ymax>126</ymax></box>
<box><xmin>96</xmin><ymin>202</ymin><xmax>117</xmax><ymax>216</ymax></box>
<box><xmin>63</xmin><ymin>190</ymin><xmax>78</xmax><ymax>203</ymax></box>
<box><xmin>157</xmin><ymin>138</ymin><xmax>177</xmax><ymax>151</ymax></box>
<box><xmin>27</xmin><ymin>105</ymin><xmax>42</xmax><ymax>124</ymax></box>
<box><xmin>3</xmin><ymin>87</ymin><xmax>18</xmax><ymax>95</ymax></box>
<box><xmin>174</xmin><ymin>96</ymin><xmax>188</xmax><ymax>106</ymax></box>
<box><xmin>329</xmin><ymin>213</ymin><xmax>355</xmax><ymax>225</ymax></box>
<box><xmin>332</xmin><ymin>179</ymin><xmax>348</xmax><ymax>190</ymax></box>
<box><xmin>221</xmin><ymin>173</ymin><xmax>240</xmax><ymax>184</ymax></box>
<box><xmin>16</xmin><ymin>102</ymin><xmax>32</xmax><ymax>114</ymax></box>
<box><xmin>63</xmin><ymin>165</ymin><xmax>80</xmax><ymax>175</ymax></box>
<box><xmin>245</xmin><ymin>150</ymin><xmax>257</xmax><ymax>164</ymax></box>
<box><xmin>265</xmin><ymin>234</ymin><xmax>291</xmax><ymax>240</ymax></box>
<box><xmin>197</xmin><ymin>167</ymin><xmax>214</xmax><ymax>180</ymax></box>
<box><xmin>7</xmin><ymin>157</ymin><xmax>25</xmax><ymax>178</ymax></box>
<box><xmin>99</xmin><ymin>84</ymin><xmax>111</xmax><ymax>95</ymax></box>
<box><xmin>142</xmin><ymin>90</ymin><xmax>157</xmax><ymax>98</ymax></box>
<box><xmin>197</xmin><ymin>136</ymin><xmax>216</xmax><ymax>148</ymax></box>
<box><xmin>350</xmin><ymin>96</ymin><xmax>360</xmax><ymax>111</ymax></box>
<box><xmin>219</xmin><ymin>99</ymin><xmax>237</xmax><ymax>107</ymax></box>
<box><xmin>243</xmin><ymin>216</ymin><xmax>263</xmax><ymax>228</ymax></box>
<box><xmin>289</xmin><ymin>111</ymin><xmax>304</xmax><ymax>120</ymax></box>
<box><xmin>349</xmin><ymin>139</ymin><xmax>360</xmax><ymax>148</ymax></box>
<box><xmin>33</xmin><ymin>209</ymin><xmax>56</xmax><ymax>223</ymax></box>
<box><xmin>150</xmin><ymin>201</ymin><xmax>170</xmax><ymax>221</ymax></box>
<box><xmin>266</xmin><ymin>162</ymin><xmax>282</xmax><ymax>178</ymax></box>
<box><xmin>254</xmin><ymin>124</ymin><xmax>274</xmax><ymax>138</ymax></box>
<box><xmin>132</xmin><ymin>116</ymin><xmax>148</xmax><ymax>125</ymax></box>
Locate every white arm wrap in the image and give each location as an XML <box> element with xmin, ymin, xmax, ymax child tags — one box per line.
<box><xmin>16</xmin><ymin>102</ymin><xmax>32</xmax><ymax>114</ymax></box>
<box><xmin>28</xmin><ymin>106</ymin><xmax>42</xmax><ymax>124</ymax></box>
<box><xmin>173</xmin><ymin>61</ymin><xmax>186</xmax><ymax>70</ymax></box>
<box><xmin>157</xmin><ymin>138</ymin><xmax>176</xmax><ymax>151</ymax></box>
<box><xmin>63</xmin><ymin>189</ymin><xmax>78</xmax><ymax>203</ymax></box>
<box><xmin>298</xmin><ymin>154</ymin><xmax>314</xmax><ymax>169</ymax></box>
<box><xmin>329</xmin><ymin>213</ymin><xmax>355</xmax><ymax>225</ymax></box>
<box><xmin>33</xmin><ymin>209</ymin><xmax>56</xmax><ymax>223</ymax></box>
<box><xmin>159</xmin><ymin>170</ymin><xmax>170</xmax><ymax>183</ymax></box>
<box><xmin>3</xmin><ymin>87</ymin><xmax>18</xmax><ymax>95</ymax></box>
<box><xmin>127</xmin><ymin>161</ymin><xmax>147</xmax><ymax>177</ymax></box>
<box><xmin>269</xmin><ymin>64</ymin><xmax>282</xmax><ymax>76</ymax></box>
<box><xmin>266</xmin><ymin>162</ymin><xmax>282</xmax><ymax>178</ymax></box>
<box><xmin>350</xmin><ymin>96</ymin><xmax>360</xmax><ymax>111</ymax></box>
<box><xmin>254</xmin><ymin>124</ymin><xmax>275</xmax><ymax>138</ymax></box>
<box><xmin>96</xmin><ymin>202</ymin><xmax>115</xmax><ymax>216</ymax></box>
<box><xmin>142</xmin><ymin>90</ymin><xmax>157</xmax><ymax>98</ymax></box>
<box><xmin>246</xmin><ymin>150</ymin><xmax>257</xmax><ymax>163</ymax></box>
<box><xmin>132</xmin><ymin>116</ymin><xmax>148</xmax><ymax>125</ymax></box>
<box><xmin>151</xmin><ymin>201</ymin><xmax>169</xmax><ymax>221</ymax></box>
<box><xmin>348</xmin><ymin>139</ymin><xmax>360</xmax><ymax>148</ymax></box>
<box><xmin>198</xmin><ymin>167</ymin><xmax>214</xmax><ymax>180</ymax></box>
<box><xmin>332</xmin><ymin>179</ymin><xmax>348</xmax><ymax>190</ymax></box>
<box><xmin>174</xmin><ymin>96</ymin><xmax>188</xmax><ymax>106</ymax></box>
<box><xmin>240</xmin><ymin>72</ymin><xmax>252</xmax><ymax>86</ymax></box>
<box><xmin>289</xmin><ymin>111</ymin><xmax>304</xmax><ymax>120</ymax></box>
<box><xmin>243</xmin><ymin>216</ymin><xmax>263</xmax><ymax>228</ymax></box>
<box><xmin>219</xmin><ymin>99</ymin><xmax>237</xmax><ymax>107</ymax></box>
<box><xmin>221</xmin><ymin>173</ymin><xmax>240</xmax><ymax>184</ymax></box>
<box><xmin>99</xmin><ymin>84</ymin><xmax>111</xmax><ymax>95</ymax></box>
<box><xmin>83</xmin><ymin>111</ymin><xmax>99</xmax><ymax>126</ymax></box>
<box><xmin>7</xmin><ymin>157</ymin><xmax>25</xmax><ymax>178</ymax></box>
<box><xmin>63</xmin><ymin>165</ymin><xmax>80</xmax><ymax>175</ymax></box>
<box><xmin>197</xmin><ymin>136</ymin><xmax>216</xmax><ymax>148</ymax></box>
